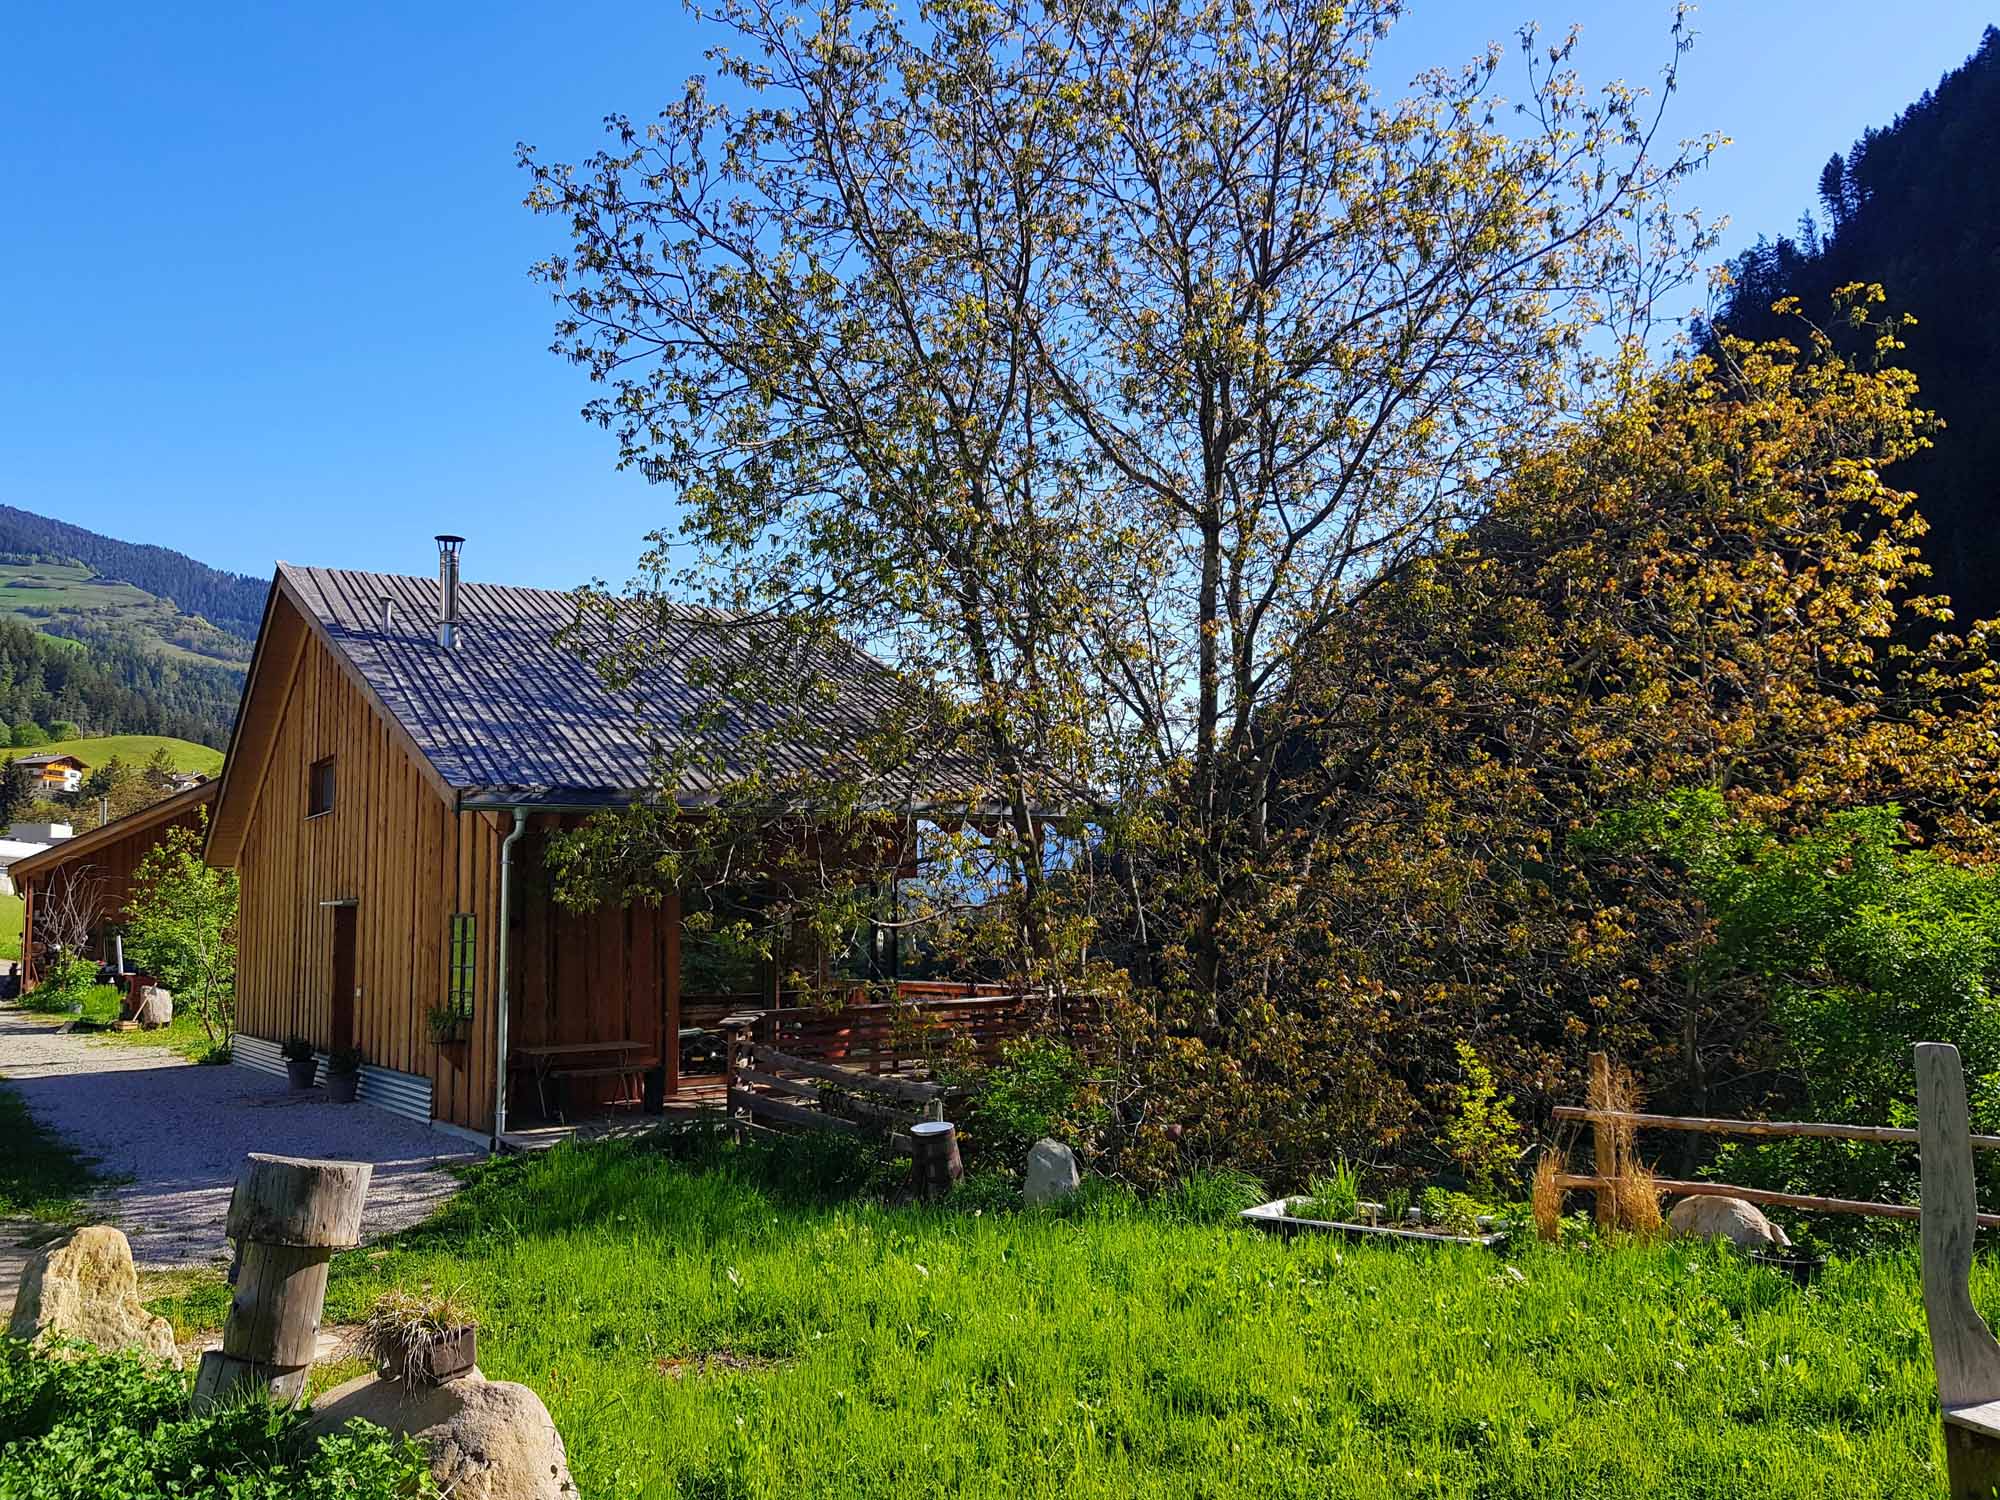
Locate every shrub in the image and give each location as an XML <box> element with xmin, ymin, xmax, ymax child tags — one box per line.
<box><xmin>23</xmin><ymin>953</ymin><xmax>96</xmax><ymax>1016</ymax></box>
<box><xmin>954</xmin><ymin>1036</ymin><xmax>1103</xmax><ymax>1170</ymax></box>
<box><xmin>0</xmin><ymin>1340</ymin><xmax>435</xmax><ymax>1497</ymax></box>
<box><xmin>1444</xmin><ymin>1041</ymin><xmax>1523</xmax><ymax>1196</ymax></box>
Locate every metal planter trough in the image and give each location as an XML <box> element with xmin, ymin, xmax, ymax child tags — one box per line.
<box><xmin>1240</xmin><ymin>1196</ymin><xmax>1509</xmax><ymax>1248</ymax></box>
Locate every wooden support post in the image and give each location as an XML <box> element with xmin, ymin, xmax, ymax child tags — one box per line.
<box><xmin>1589</xmin><ymin>1051</ymin><xmax>1616</xmax><ymax>1229</ymax></box>
<box><xmin>910</xmin><ymin>1120</ymin><xmax>962</xmax><ymax>1201</ymax></box>
<box><xmin>192</xmin><ymin>1153</ymin><xmax>371</xmax><ymax>1411</ymax></box>
<box><xmin>1917</xmin><ymin>1043</ymin><xmax>2000</xmax><ymax>1498</ymax></box>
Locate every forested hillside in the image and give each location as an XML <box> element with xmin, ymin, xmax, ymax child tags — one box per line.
<box><xmin>0</xmin><ymin>618</ymin><xmax>232</xmax><ymax>746</ymax></box>
<box><xmin>1710</xmin><ymin>26</ymin><xmax>2000</xmax><ymax>621</ymax></box>
<box><xmin>0</xmin><ymin>505</ymin><xmax>266</xmax><ymax>637</ymax></box>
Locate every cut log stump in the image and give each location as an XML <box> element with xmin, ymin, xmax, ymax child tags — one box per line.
<box><xmin>192</xmin><ymin>1153</ymin><xmax>371</xmax><ymax>1412</ymax></box>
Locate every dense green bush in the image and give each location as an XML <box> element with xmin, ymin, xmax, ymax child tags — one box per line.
<box><xmin>22</xmin><ymin>954</ymin><xmax>97</xmax><ymax>1017</ymax></box>
<box><xmin>949</xmin><ymin>1036</ymin><xmax>1104</xmax><ymax>1171</ymax></box>
<box><xmin>1598</xmin><ymin>791</ymin><xmax>2000</xmax><ymax>1242</ymax></box>
<box><xmin>0</xmin><ymin>1341</ymin><xmax>433</xmax><ymax>1498</ymax></box>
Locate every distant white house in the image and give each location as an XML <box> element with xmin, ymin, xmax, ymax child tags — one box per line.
<box><xmin>10</xmin><ymin>754</ymin><xmax>87</xmax><ymax>793</ymax></box>
<box><xmin>0</xmin><ymin>821</ymin><xmax>73</xmax><ymax>896</ymax></box>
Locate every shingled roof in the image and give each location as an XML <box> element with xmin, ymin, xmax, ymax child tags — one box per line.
<box><xmin>267</xmin><ymin>563</ymin><xmax>941</xmax><ymax>809</ymax></box>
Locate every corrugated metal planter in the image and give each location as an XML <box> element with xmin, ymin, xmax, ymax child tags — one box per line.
<box><xmin>1240</xmin><ymin>1197</ymin><xmax>1509</xmax><ymax>1248</ymax></box>
<box><xmin>381</xmin><ymin>1326</ymin><xmax>478</xmax><ymax>1386</ymax></box>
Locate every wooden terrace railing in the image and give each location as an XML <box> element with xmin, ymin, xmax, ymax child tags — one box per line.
<box><xmin>718</xmin><ymin>988</ymin><xmax>1092</xmax><ymax>1150</ymax></box>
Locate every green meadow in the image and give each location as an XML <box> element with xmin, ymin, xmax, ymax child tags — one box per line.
<box><xmin>146</xmin><ymin>1132</ymin><xmax>1960</xmax><ymax>1499</ymax></box>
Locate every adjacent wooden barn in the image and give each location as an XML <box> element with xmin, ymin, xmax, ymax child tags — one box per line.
<box><xmin>13</xmin><ymin>780</ymin><xmax>219</xmax><ymax>985</ymax></box>
<box><xmin>205</xmin><ymin>541</ymin><xmax>933</xmax><ymax>1144</ymax></box>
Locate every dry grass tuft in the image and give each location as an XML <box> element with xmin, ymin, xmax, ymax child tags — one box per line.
<box><xmin>1588</xmin><ymin>1058</ymin><xmax>1666</xmax><ymax>1239</ymax></box>
<box><xmin>1530</xmin><ymin>1151</ymin><xmax>1565</xmax><ymax>1243</ymax></box>
<box><xmin>1613</xmin><ymin>1162</ymin><xmax>1664</xmax><ymax>1237</ymax></box>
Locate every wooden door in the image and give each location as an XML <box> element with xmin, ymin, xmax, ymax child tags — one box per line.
<box><xmin>330</xmin><ymin>904</ymin><xmax>357</xmax><ymax>1052</ymax></box>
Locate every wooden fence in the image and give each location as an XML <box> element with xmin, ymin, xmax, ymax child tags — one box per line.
<box><xmin>1555</xmin><ymin>1051</ymin><xmax>2000</xmax><ymax>1228</ymax></box>
<box><xmin>718</xmin><ymin>990</ymin><xmax>1086</xmax><ymax>1150</ymax></box>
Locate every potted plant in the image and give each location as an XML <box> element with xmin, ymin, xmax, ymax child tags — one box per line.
<box><xmin>280</xmin><ymin>1035</ymin><xmax>319</xmax><ymax>1091</ymax></box>
<box><xmin>426</xmin><ymin>1002</ymin><xmax>467</xmax><ymax>1046</ymax></box>
<box><xmin>362</xmin><ymin>1287</ymin><xmax>478</xmax><ymax>1385</ymax></box>
<box><xmin>326</xmin><ymin>1045</ymin><xmax>364</xmax><ymax>1104</ymax></box>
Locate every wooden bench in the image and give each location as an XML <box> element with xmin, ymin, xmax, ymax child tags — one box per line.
<box><xmin>1918</xmin><ymin>1041</ymin><xmax>2000</xmax><ymax>1496</ymax></box>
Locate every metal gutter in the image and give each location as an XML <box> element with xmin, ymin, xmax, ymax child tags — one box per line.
<box><xmin>492</xmin><ymin>806</ymin><xmax>529</xmax><ymax>1148</ymax></box>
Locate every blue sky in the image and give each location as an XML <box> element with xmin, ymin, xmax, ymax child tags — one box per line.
<box><xmin>4</xmin><ymin>2</ymin><xmax>1993</xmax><ymax>592</ymax></box>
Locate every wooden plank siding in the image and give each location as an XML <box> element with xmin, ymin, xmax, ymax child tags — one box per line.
<box><xmin>500</xmin><ymin>821</ymin><xmax>680</xmax><ymax>1118</ymax></box>
<box><xmin>232</xmin><ymin>612</ymin><xmax>505</xmax><ymax>1132</ymax></box>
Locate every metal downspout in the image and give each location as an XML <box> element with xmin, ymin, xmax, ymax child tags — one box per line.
<box><xmin>493</xmin><ymin>807</ymin><xmax>529</xmax><ymax>1148</ymax></box>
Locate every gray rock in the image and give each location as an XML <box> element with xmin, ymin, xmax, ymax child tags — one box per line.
<box><xmin>305</xmin><ymin>1368</ymin><xmax>577</xmax><ymax>1498</ymax></box>
<box><xmin>1023</xmin><ymin>1138</ymin><xmax>1081</xmax><ymax>1204</ymax></box>
<box><xmin>1667</xmin><ymin>1194</ymin><xmax>1791</xmax><ymax>1250</ymax></box>
<box><xmin>7</xmin><ymin>1225</ymin><xmax>180</xmax><ymax>1366</ymax></box>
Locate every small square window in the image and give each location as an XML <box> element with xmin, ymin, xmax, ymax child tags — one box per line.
<box><xmin>307</xmin><ymin>756</ymin><xmax>335</xmax><ymax>817</ymax></box>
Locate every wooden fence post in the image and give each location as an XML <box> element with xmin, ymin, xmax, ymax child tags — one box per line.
<box><xmin>1916</xmin><ymin>1042</ymin><xmax>2000</xmax><ymax>1498</ymax></box>
<box><xmin>1589</xmin><ymin>1051</ymin><xmax>1616</xmax><ymax>1229</ymax></box>
<box><xmin>192</xmin><ymin>1153</ymin><xmax>371</xmax><ymax>1410</ymax></box>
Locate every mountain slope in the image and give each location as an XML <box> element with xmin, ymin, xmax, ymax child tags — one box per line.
<box><xmin>1710</xmin><ymin>26</ymin><xmax>2000</xmax><ymax>622</ymax></box>
<box><xmin>0</xmin><ymin>506</ymin><xmax>266</xmax><ymax>639</ymax></box>
<box><xmin>0</xmin><ymin>508</ymin><xmax>266</xmax><ymax>747</ymax></box>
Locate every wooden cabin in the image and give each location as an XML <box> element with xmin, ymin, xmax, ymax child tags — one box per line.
<box><xmin>14</xmin><ymin>780</ymin><xmax>219</xmax><ymax>984</ymax></box>
<box><xmin>205</xmin><ymin>541</ymin><xmax>932</xmax><ymax>1145</ymax></box>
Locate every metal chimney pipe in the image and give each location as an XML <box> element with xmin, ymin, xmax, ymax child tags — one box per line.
<box><xmin>435</xmin><ymin>535</ymin><xmax>464</xmax><ymax>649</ymax></box>
<box><xmin>377</xmin><ymin>595</ymin><xmax>395</xmax><ymax>632</ymax></box>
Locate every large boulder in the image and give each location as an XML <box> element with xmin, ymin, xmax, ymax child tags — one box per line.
<box><xmin>6</xmin><ymin>1225</ymin><xmax>180</xmax><ymax>1367</ymax></box>
<box><xmin>1667</xmin><ymin>1194</ymin><xmax>1791</xmax><ymax>1250</ymax></box>
<box><xmin>305</xmin><ymin>1369</ymin><xmax>576</xmax><ymax>1498</ymax></box>
<box><xmin>1023</xmin><ymin>1139</ymin><xmax>1081</xmax><ymax>1205</ymax></box>
<box><xmin>133</xmin><ymin>986</ymin><xmax>173</xmax><ymax>1028</ymax></box>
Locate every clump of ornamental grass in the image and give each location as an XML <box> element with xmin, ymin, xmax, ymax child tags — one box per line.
<box><xmin>1530</xmin><ymin>1152</ymin><xmax>1565</xmax><ymax>1243</ymax></box>
<box><xmin>1589</xmin><ymin>1060</ymin><xmax>1666</xmax><ymax>1239</ymax></box>
<box><xmin>360</xmin><ymin>1285</ymin><xmax>476</xmax><ymax>1369</ymax></box>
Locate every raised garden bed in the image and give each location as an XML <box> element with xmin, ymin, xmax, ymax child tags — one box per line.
<box><xmin>1240</xmin><ymin>1196</ymin><xmax>1510</xmax><ymax>1248</ymax></box>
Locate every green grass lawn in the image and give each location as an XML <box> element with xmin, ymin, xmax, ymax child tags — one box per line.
<box><xmin>146</xmin><ymin>1132</ymin><xmax>1964</xmax><ymax>1499</ymax></box>
<box><xmin>8</xmin><ymin>733</ymin><xmax>222</xmax><ymax>777</ymax></box>
<box><xmin>0</xmin><ymin>892</ymin><xmax>21</xmax><ymax>960</ymax></box>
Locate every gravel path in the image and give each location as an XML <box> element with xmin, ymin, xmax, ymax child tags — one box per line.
<box><xmin>0</xmin><ymin>1004</ymin><xmax>478</xmax><ymax>1274</ymax></box>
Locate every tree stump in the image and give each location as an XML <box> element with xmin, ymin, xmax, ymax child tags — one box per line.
<box><xmin>910</xmin><ymin>1120</ymin><xmax>962</xmax><ymax>1201</ymax></box>
<box><xmin>192</xmin><ymin>1153</ymin><xmax>371</xmax><ymax>1411</ymax></box>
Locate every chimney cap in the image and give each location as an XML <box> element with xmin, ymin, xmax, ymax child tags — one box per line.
<box><xmin>435</xmin><ymin>534</ymin><xmax>465</xmax><ymax>551</ymax></box>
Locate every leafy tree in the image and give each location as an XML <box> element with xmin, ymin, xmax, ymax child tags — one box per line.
<box><xmin>1100</xmin><ymin>308</ymin><xmax>2000</xmax><ymax>1183</ymax></box>
<box><xmin>125</xmin><ymin>818</ymin><xmax>238</xmax><ymax>1045</ymax></box>
<box><xmin>524</xmin><ymin>0</ymin><xmax>1718</xmax><ymax>1003</ymax></box>
<box><xmin>10</xmin><ymin>724</ymin><xmax>46</xmax><ymax>748</ymax></box>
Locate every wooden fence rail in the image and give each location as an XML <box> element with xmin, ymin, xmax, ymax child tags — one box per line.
<box><xmin>722</xmin><ymin>1029</ymin><xmax>948</xmax><ymax>1154</ymax></box>
<box><xmin>1559</xmin><ymin>1050</ymin><xmax>2000</xmax><ymax>1229</ymax></box>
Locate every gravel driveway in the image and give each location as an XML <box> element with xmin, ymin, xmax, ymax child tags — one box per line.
<box><xmin>0</xmin><ymin>1004</ymin><xmax>478</xmax><ymax>1271</ymax></box>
